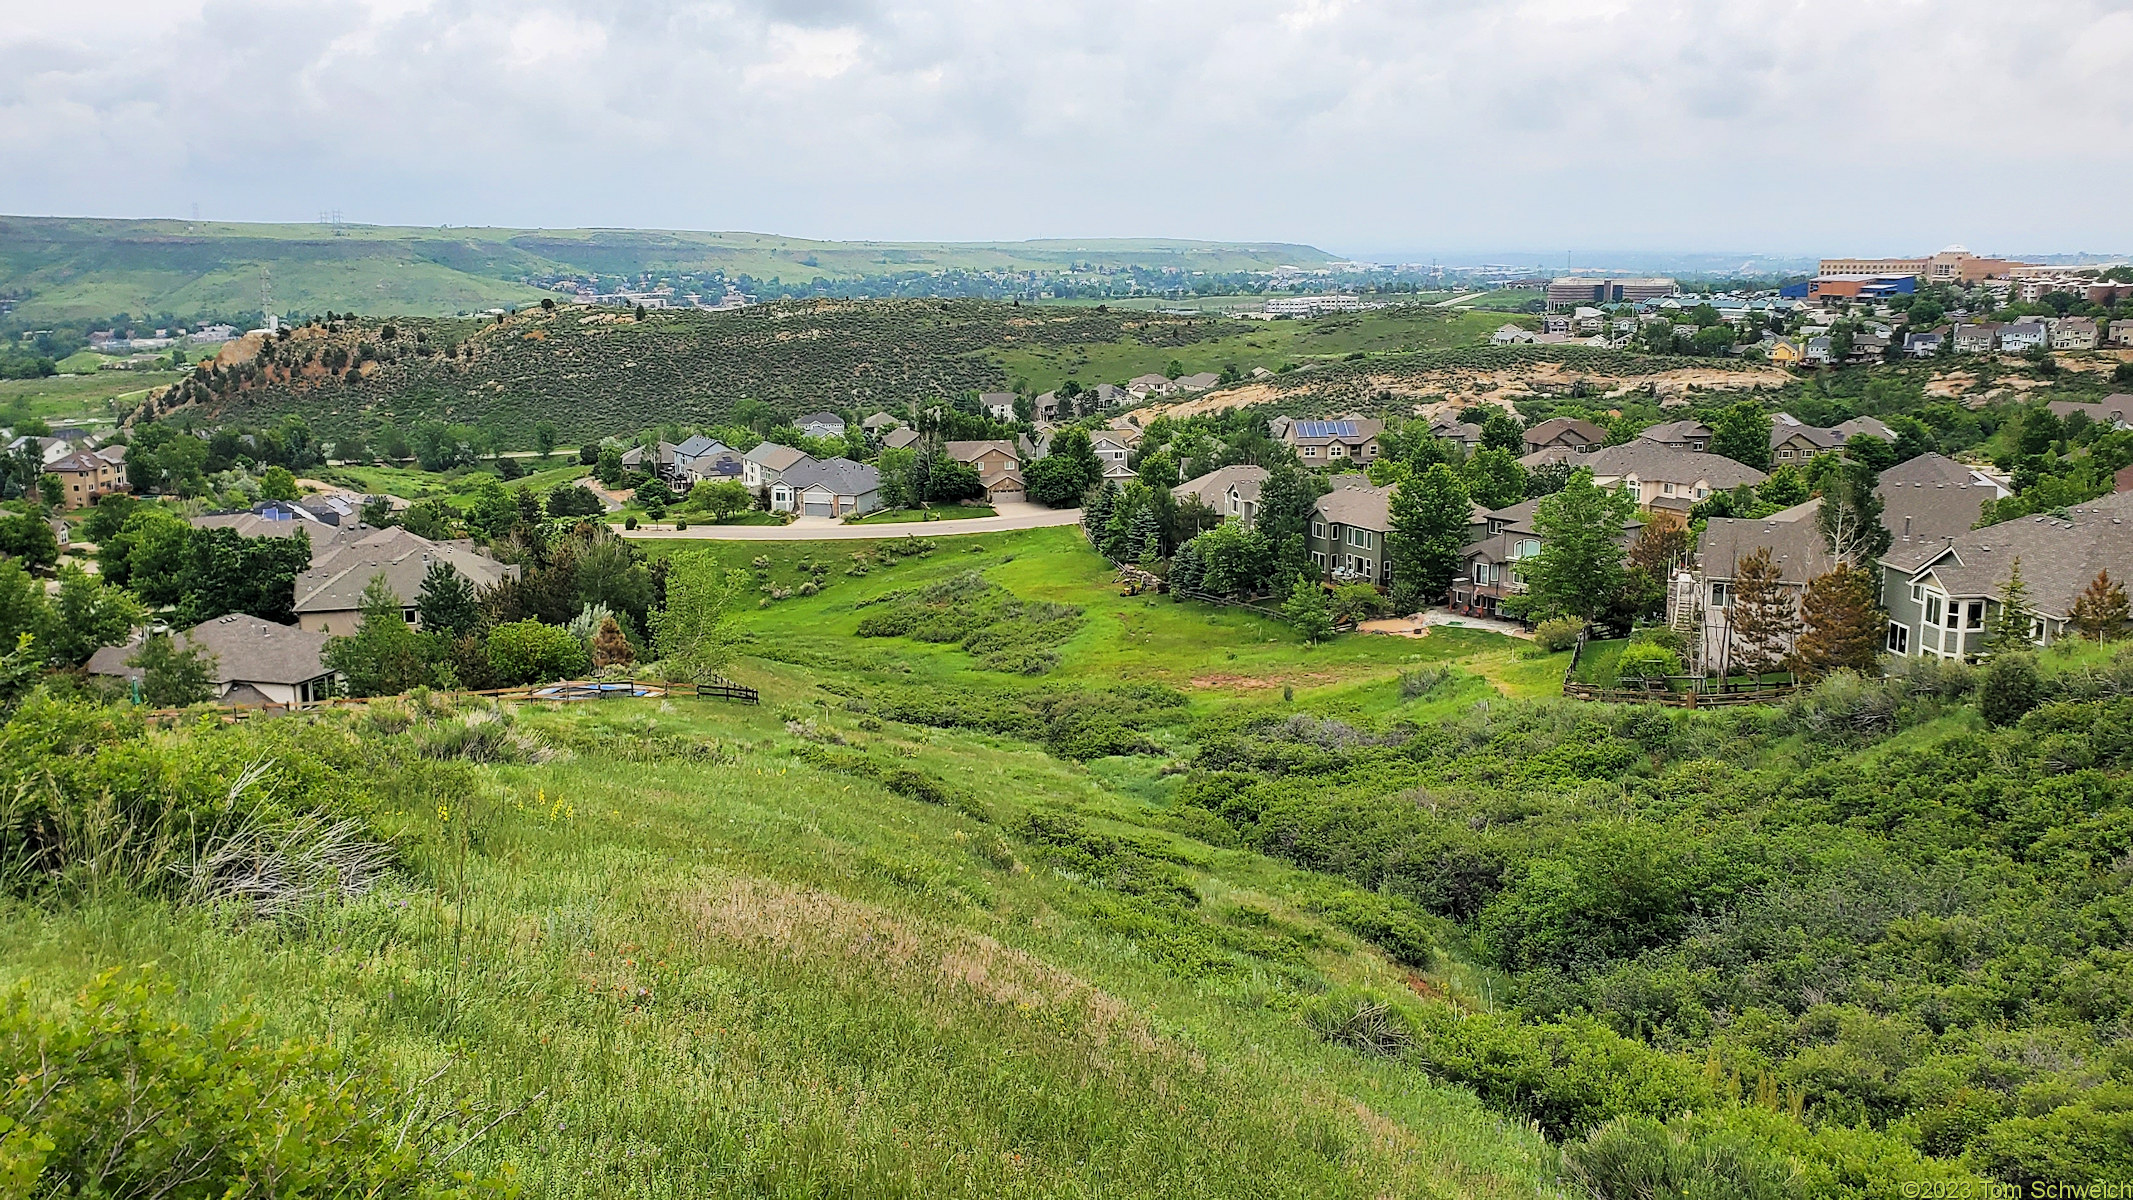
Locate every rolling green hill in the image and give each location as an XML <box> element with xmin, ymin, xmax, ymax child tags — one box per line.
<box><xmin>0</xmin><ymin>215</ymin><xmax>1335</xmax><ymax>323</ymax></box>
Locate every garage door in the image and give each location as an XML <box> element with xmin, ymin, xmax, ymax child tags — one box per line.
<box><xmin>990</xmin><ymin>489</ymin><xmax>1026</xmax><ymax>505</ymax></box>
<box><xmin>804</xmin><ymin>500</ymin><xmax>835</xmax><ymax>517</ymax></box>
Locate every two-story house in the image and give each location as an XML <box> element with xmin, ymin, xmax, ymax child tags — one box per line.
<box><xmin>1307</xmin><ymin>478</ymin><xmax>1396</xmax><ymax>585</ymax></box>
<box><xmin>1880</xmin><ymin>492</ymin><xmax>2133</xmax><ymax>658</ymax></box>
<box><xmin>1270</xmin><ymin>415</ymin><xmax>1384</xmax><ymax>464</ymax></box>
<box><xmin>1453</xmin><ymin>496</ymin><xmax>1642</xmax><ymax>619</ymax></box>
<box><xmin>742</xmin><ymin>442</ymin><xmax>815</xmax><ymax>491</ymax></box>
<box><xmin>1954</xmin><ymin>323</ymin><xmax>1998</xmax><ymax>354</ymax></box>
<box><xmin>2051</xmin><ymin>317</ymin><xmax>2099</xmax><ymax>351</ymax></box>
<box><xmin>795</xmin><ymin>411</ymin><xmax>847</xmax><ymax>440</ymax></box>
<box><xmin>1088</xmin><ymin>429</ymin><xmax>1138</xmax><ymax>482</ymax></box>
<box><xmin>1998</xmin><ymin>321</ymin><xmax>2049</xmax><ymax>353</ymax></box>
<box><xmin>943</xmin><ymin>440</ymin><xmax>1025</xmax><ymax>504</ymax></box>
<box><xmin>1172</xmin><ymin>465</ymin><xmax>1269</xmax><ymax>527</ymax></box>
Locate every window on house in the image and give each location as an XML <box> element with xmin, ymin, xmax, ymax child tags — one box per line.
<box><xmin>1711</xmin><ymin>582</ymin><xmax>1730</xmax><ymax>607</ymax></box>
<box><xmin>1966</xmin><ymin>601</ymin><xmax>1984</xmax><ymax>629</ymax></box>
<box><xmin>1312</xmin><ymin>521</ymin><xmax>1326</xmax><ymax>539</ymax></box>
<box><xmin>1925</xmin><ymin>595</ymin><xmax>1942</xmax><ymax>626</ymax></box>
<box><xmin>1911</xmin><ymin>584</ymin><xmax>1923</xmax><ymax>602</ymax></box>
<box><xmin>1887</xmin><ymin>623</ymin><xmax>1909</xmax><ymax>654</ymax></box>
<box><xmin>1312</xmin><ymin>551</ymin><xmax>1325</xmax><ymax>568</ymax></box>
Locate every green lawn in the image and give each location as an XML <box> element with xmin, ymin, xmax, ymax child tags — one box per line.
<box><xmin>312</xmin><ymin>459</ymin><xmax>595</xmax><ymax>506</ymax></box>
<box><xmin>847</xmin><ymin>504</ymin><xmax>997</xmax><ymax>524</ymax></box>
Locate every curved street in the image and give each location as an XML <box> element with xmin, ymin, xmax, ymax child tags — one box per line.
<box><xmin>617</xmin><ymin>501</ymin><xmax>1084</xmax><ymax>541</ymax></box>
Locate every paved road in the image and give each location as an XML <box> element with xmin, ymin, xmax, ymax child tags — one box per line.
<box><xmin>618</xmin><ymin>502</ymin><xmax>1084</xmax><ymax>541</ymax></box>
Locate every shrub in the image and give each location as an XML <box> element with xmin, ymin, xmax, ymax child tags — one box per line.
<box><xmin>0</xmin><ymin>967</ymin><xmax>515</xmax><ymax>1198</ymax></box>
<box><xmin>1302</xmin><ymin>990</ymin><xmax>1414</xmax><ymax>1057</ymax></box>
<box><xmin>1399</xmin><ymin>664</ymin><xmax>1453</xmax><ymax>699</ymax></box>
<box><xmin>485</xmin><ymin>619</ymin><xmax>590</xmax><ymax>685</ymax></box>
<box><xmin>1614</xmin><ymin>641</ymin><xmax>1681</xmax><ymax>680</ymax></box>
<box><xmin>1978</xmin><ymin>652</ymin><xmax>2043</xmax><ymax>727</ymax></box>
<box><xmin>1534</xmin><ymin>617</ymin><xmax>1585</xmax><ymax>652</ymax></box>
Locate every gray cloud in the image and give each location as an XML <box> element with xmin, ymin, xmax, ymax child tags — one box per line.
<box><xmin>4</xmin><ymin>0</ymin><xmax>2129</xmax><ymax>254</ymax></box>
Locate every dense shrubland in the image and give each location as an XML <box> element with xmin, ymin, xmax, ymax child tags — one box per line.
<box><xmin>1172</xmin><ymin>658</ymin><xmax>2133</xmax><ymax>1190</ymax></box>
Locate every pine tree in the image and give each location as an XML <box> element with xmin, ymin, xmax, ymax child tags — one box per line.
<box><xmin>1127</xmin><ymin>504</ymin><xmax>1162</xmax><ymax>561</ymax></box>
<box><xmin>1790</xmin><ymin>565</ymin><xmax>1882</xmax><ymax>678</ymax></box>
<box><xmin>591</xmin><ymin>615</ymin><xmax>635</xmax><ymax>668</ymax></box>
<box><xmin>1983</xmin><ymin>558</ymin><xmax>2036</xmax><ymax>657</ymax></box>
<box><xmin>2069</xmin><ymin>569</ymin><xmax>2129</xmax><ymax>641</ymax></box>
<box><xmin>1082</xmin><ymin>482</ymin><xmax>1116</xmax><ymax>545</ymax></box>
<box><xmin>1725</xmin><ymin>547</ymin><xmax>1799</xmax><ymax>677</ymax></box>
<box><xmin>415</xmin><ymin>561</ymin><xmax>483</xmax><ymax>638</ymax></box>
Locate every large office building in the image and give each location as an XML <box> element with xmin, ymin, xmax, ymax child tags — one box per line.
<box><xmin>1544</xmin><ymin>277</ymin><xmax>1676</xmax><ymax>310</ymax></box>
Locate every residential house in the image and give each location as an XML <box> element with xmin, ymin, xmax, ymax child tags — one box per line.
<box><xmin>1088</xmin><ymin>429</ymin><xmax>1138</xmax><ymax>482</ymax></box>
<box><xmin>1173</xmin><ymin>372</ymin><xmax>1221</xmax><ymax>393</ymax></box>
<box><xmin>795</xmin><ymin>411</ymin><xmax>847</xmax><ymax>440</ymax></box>
<box><xmin>1452</xmin><ymin>497</ymin><xmax>1641</xmax><ymax>619</ymax></box>
<box><xmin>46</xmin><ymin>449</ymin><xmax>125</xmax><ymax>510</ymax></box>
<box><xmin>777</xmin><ymin>458</ymin><xmax>882</xmax><ymax>518</ymax></box>
<box><xmin>293</xmin><ymin>527</ymin><xmax>517</xmax><ymax>636</ymax></box>
<box><xmin>1801</xmin><ymin>336</ymin><xmax>1835</xmax><ymax>366</ymax></box>
<box><xmin>192</xmin><ymin>501</ymin><xmax>370</xmax><ymax>551</ymax></box>
<box><xmin>2051</xmin><ymin>317</ymin><xmax>2100</xmax><ymax>351</ymax></box>
<box><xmin>1491</xmin><ymin>323</ymin><xmax>1539</xmax><ymax>345</ymax></box>
<box><xmin>1126</xmin><ymin>374</ymin><xmax>1174</xmax><ymax>399</ymax></box>
<box><xmin>1429</xmin><ymin>418</ymin><xmax>1486</xmax><ymax>453</ymax></box>
<box><xmin>1521</xmin><ymin>417</ymin><xmax>1608</xmax><ymax>455</ymax></box>
<box><xmin>1832</xmin><ymin>415</ymin><xmax>1898</xmax><ymax>443</ymax></box>
<box><xmin>1954</xmin><ymin>323</ymin><xmax>1998</xmax><ymax>354</ymax></box>
<box><xmin>1094</xmin><ymin>384</ymin><xmax>1130</xmax><ymax>410</ymax></box>
<box><xmin>1675</xmin><ymin>501</ymin><xmax>1838</xmax><ymax>673</ymax></box>
<box><xmin>1636</xmin><ymin>419</ymin><xmax>1712</xmax><ymax>453</ymax></box>
<box><xmin>1033</xmin><ymin>392</ymin><xmax>1064</xmax><ymax>421</ymax></box>
<box><xmin>979</xmin><ymin>392</ymin><xmax>1018</xmax><ymax>422</ymax></box>
<box><xmin>861</xmin><ymin>412</ymin><xmax>903</xmax><ymax>434</ymax></box>
<box><xmin>1768</xmin><ymin>338</ymin><xmax>1805</xmax><ymax>367</ymax></box>
<box><xmin>1769</xmin><ymin>413</ymin><xmax>1843</xmax><ymax>464</ymax></box>
<box><xmin>881</xmin><ymin>428</ymin><xmax>922</xmax><ymax>451</ymax></box>
<box><xmin>1903</xmin><ymin>331</ymin><xmax>1944</xmax><ymax>357</ymax></box>
<box><xmin>741</xmin><ymin>442</ymin><xmax>814</xmax><ymax>491</ymax></box>
<box><xmin>1270</xmin><ymin>416</ymin><xmax>1384</xmax><ymax>464</ymax></box>
<box><xmin>1307</xmin><ymin>478</ymin><xmax>1397</xmax><ymax>586</ymax></box>
<box><xmin>943</xmin><ymin>440</ymin><xmax>1025</xmax><ymax>504</ymax></box>
<box><xmin>676</xmin><ymin>437</ymin><xmax>744</xmax><ymax>484</ymax></box>
<box><xmin>1847</xmin><ymin>334</ymin><xmax>1891</xmax><ymax>364</ymax></box>
<box><xmin>2045</xmin><ymin>396</ymin><xmax>2133</xmax><ymax>430</ymax></box>
<box><xmin>87</xmin><ymin>613</ymin><xmax>339</xmax><ymax>707</ymax></box>
<box><xmin>1016</xmin><ymin>431</ymin><xmax>1052</xmax><ymax>462</ymax></box>
<box><xmin>1580</xmin><ymin>442</ymin><xmax>1768</xmax><ymax>514</ymax></box>
<box><xmin>1172</xmin><ymin>465</ymin><xmax>1269</xmax><ymax>527</ymax></box>
<box><xmin>1879</xmin><ymin>452</ymin><xmax>2010</xmax><ymax>553</ymax></box>
<box><xmin>1880</xmin><ymin>492</ymin><xmax>2133</xmax><ymax>657</ymax></box>
<box><xmin>1998</xmin><ymin>322</ymin><xmax>2049</xmax><ymax>353</ymax></box>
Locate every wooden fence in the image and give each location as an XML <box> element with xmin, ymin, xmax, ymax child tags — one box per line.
<box><xmin>1560</xmin><ymin>634</ymin><xmax>1798</xmax><ymax>707</ymax></box>
<box><xmin>142</xmin><ymin>677</ymin><xmax>759</xmax><ymax>724</ymax></box>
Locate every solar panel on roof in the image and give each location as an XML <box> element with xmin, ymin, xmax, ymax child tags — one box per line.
<box><xmin>1297</xmin><ymin>420</ymin><xmax>1357</xmax><ymax>439</ymax></box>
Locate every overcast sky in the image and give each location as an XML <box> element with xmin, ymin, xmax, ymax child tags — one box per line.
<box><xmin>4</xmin><ymin>0</ymin><xmax>2129</xmax><ymax>258</ymax></box>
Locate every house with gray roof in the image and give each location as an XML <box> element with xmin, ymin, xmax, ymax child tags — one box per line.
<box><xmin>1452</xmin><ymin>496</ymin><xmax>1640</xmax><ymax>619</ymax></box>
<box><xmin>1637</xmin><ymin>419</ymin><xmax>1712</xmax><ymax>453</ymax></box>
<box><xmin>1998</xmin><ymin>321</ymin><xmax>2049</xmax><ymax>353</ymax></box>
<box><xmin>2046</xmin><ymin>395</ymin><xmax>2133</xmax><ymax>430</ymax></box>
<box><xmin>881</xmin><ymin>428</ymin><xmax>921</xmax><ymax>451</ymax></box>
<box><xmin>1675</xmin><ymin>500</ymin><xmax>1838</xmax><ymax>673</ymax></box>
<box><xmin>774</xmin><ymin>457</ymin><xmax>882</xmax><ymax>518</ymax></box>
<box><xmin>1879</xmin><ymin>491</ymin><xmax>2133</xmax><ymax>657</ymax></box>
<box><xmin>293</xmin><ymin>527</ymin><xmax>517</xmax><ymax>636</ymax></box>
<box><xmin>795</xmin><ymin>412</ymin><xmax>847</xmax><ymax>439</ymax></box>
<box><xmin>1878</xmin><ymin>453</ymin><xmax>2009</xmax><ymax>553</ymax></box>
<box><xmin>742</xmin><ymin>442</ymin><xmax>814</xmax><ymax>490</ymax></box>
<box><xmin>1522</xmin><ymin>417</ymin><xmax>1607</xmax><ymax>455</ymax></box>
<box><xmin>88</xmin><ymin>613</ymin><xmax>339</xmax><ymax>708</ymax></box>
<box><xmin>1430</xmin><ymin>418</ymin><xmax>1486</xmax><ymax>453</ymax></box>
<box><xmin>1174</xmin><ymin>372</ymin><xmax>1221</xmax><ymax>393</ymax></box>
<box><xmin>1307</xmin><ymin>478</ymin><xmax>1397</xmax><ymax>585</ymax></box>
<box><xmin>862</xmin><ymin>412</ymin><xmax>903</xmax><ymax>433</ymax></box>
<box><xmin>979</xmin><ymin>392</ymin><xmax>1018</xmax><ymax>422</ymax></box>
<box><xmin>1172</xmin><ymin>465</ymin><xmax>1270</xmax><ymax>526</ymax></box>
<box><xmin>1578</xmin><ymin>442</ymin><xmax>1767</xmax><ymax>513</ymax></box>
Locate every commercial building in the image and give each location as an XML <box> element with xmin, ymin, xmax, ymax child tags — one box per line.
<box><xmin>1544</xmin><ymin>277</ymin><xmax>1676</xmax><ymax>311</ymax></box>
<box><xmin>1814</xmin><ymin>247</ymin><xmax>2038</xmax><ymax>286</ymax></box>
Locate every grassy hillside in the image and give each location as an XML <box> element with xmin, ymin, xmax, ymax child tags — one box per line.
<box><xmin>0</xmin><ymin>525</ymin><xmax>1568</xmax><ymax>1197</ymax></box>
<box><xmin>164</xmin><ymin>301</ymin><xmax>1529</xmax><ymax>446</ymax></box>
<box><xmin>0</xmin><ymin>216</ymin><xmax>1335</xmax><ymax>323</ymax></box>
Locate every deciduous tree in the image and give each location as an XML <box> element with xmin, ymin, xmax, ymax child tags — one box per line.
<box><xmin>1388</xmin><ymin>463</ymin><xmax>1471</xmax><ymax>612</ymax></box>
<box><xmin>129</xmin><ymin>632</ymin><xmax>217</xmax><ymax>708</ymax></box>
<box><xmin>1709</xmin><ymin>401</ymin><xmax>1773</xmax><ymax>471</ymax></box>
<box><xmin>1525</xmin><ymin>470</ymin><xmax>1636</xmax><ymax>622</ymax></box>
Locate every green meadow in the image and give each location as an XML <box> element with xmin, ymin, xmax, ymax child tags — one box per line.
<box><xmin>0</xmin><ymin>525</ymin><xmax>1573</xmax><ymax>1197</ymax></box>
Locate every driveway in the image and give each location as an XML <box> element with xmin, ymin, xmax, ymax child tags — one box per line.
<box><xmin>619</xmin><ymin>501</ymin><xmax>1084</xmax><ymax>541</ymax></box>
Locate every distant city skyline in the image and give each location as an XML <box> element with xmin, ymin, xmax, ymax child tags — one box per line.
<box><xmin>5</xmin><ymin>1</ymin><xmax>2129</xmax><ymax>253</ymax></box>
